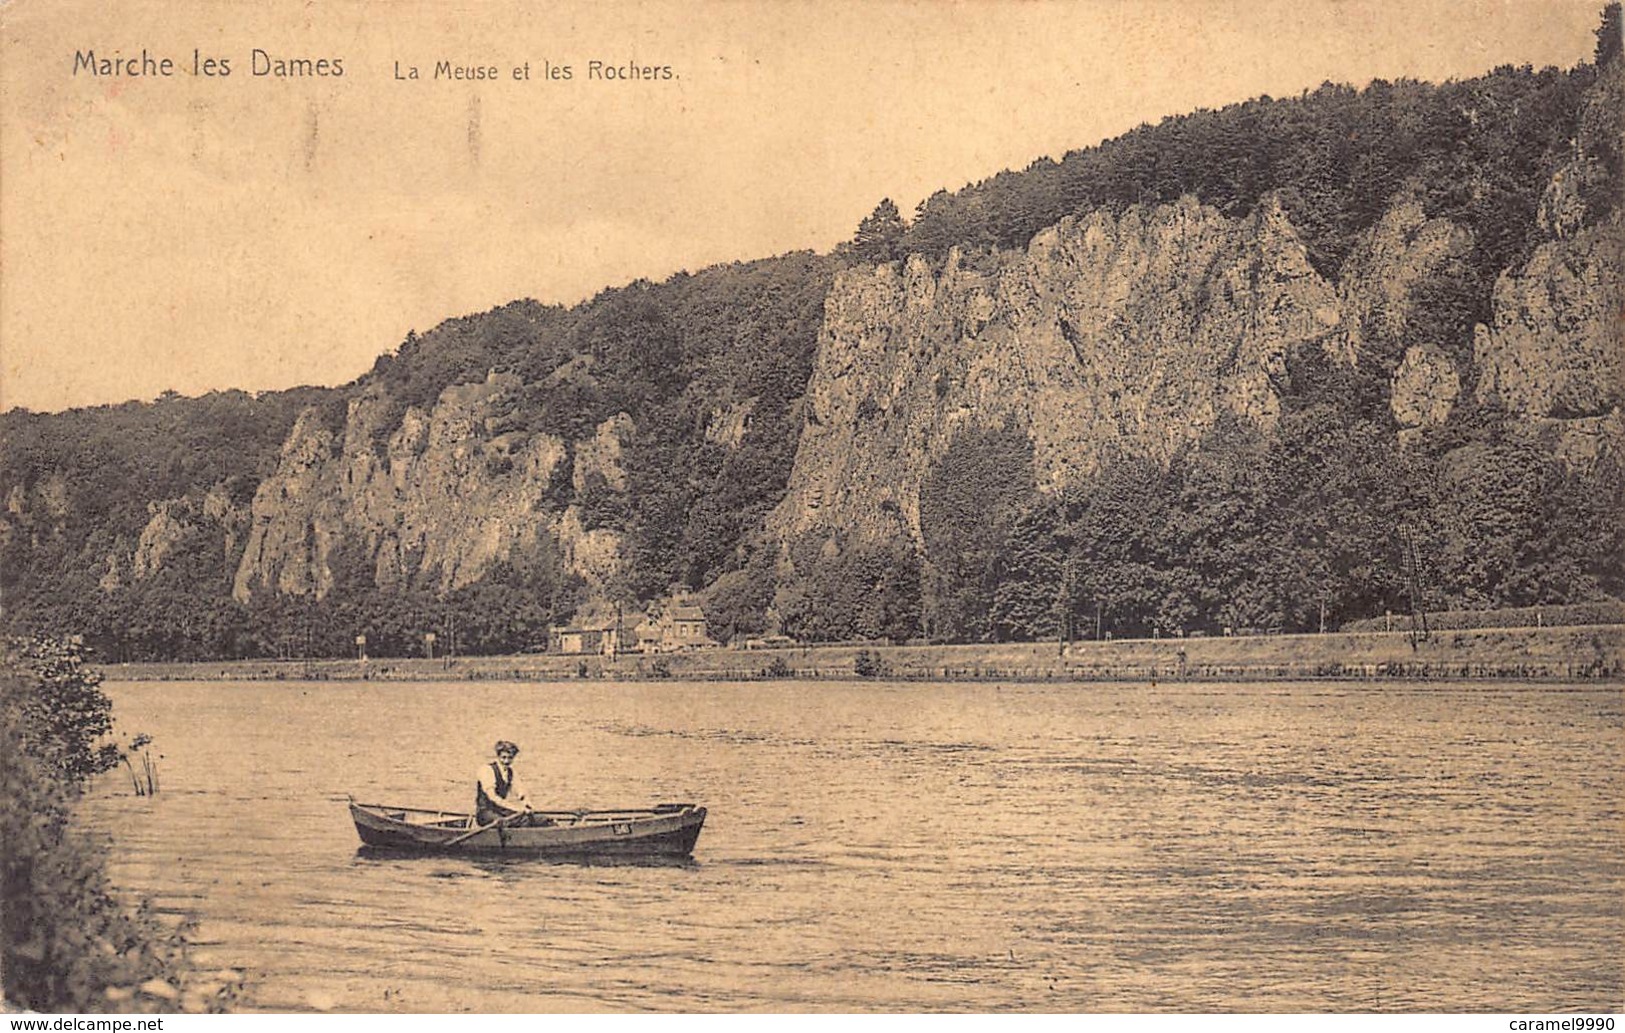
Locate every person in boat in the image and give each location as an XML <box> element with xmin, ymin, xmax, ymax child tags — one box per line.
<box><xmin>475</xmin><ymin>740</ymin><xmax>538</xmax><ymax>827</ymax></box>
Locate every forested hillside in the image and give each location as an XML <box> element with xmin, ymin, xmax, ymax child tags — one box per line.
<box><xmin>2</xmin><ymin>7</ymin><xmax>1620</xmax><ymax>659</ymax></box>
<box><xmin>1</xmin><ymin>389</ymin><xmax>336</xmax><ymax>657</ymax></box>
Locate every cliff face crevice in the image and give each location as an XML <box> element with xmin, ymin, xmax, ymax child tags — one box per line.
<box><xmin>771</xmin><ymin>194</ymin><xmax>1345</xmax><ymax>547</ymax></box>
<box><xmin>231</xmin><ymin>372</ymin><xmax>627</xmax><ymax>602</ymax></box>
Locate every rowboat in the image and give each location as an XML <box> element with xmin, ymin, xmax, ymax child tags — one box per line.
<box><xmin>348</xmin><ymin>800</ymin><xmax>706</xmax><ymax>857</ymax></box>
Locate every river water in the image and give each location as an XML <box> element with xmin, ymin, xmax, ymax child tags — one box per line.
<box><xmin>83</xmin><ymin>678</ymin><xmax>1622</xmax><ymax>1013</ymax></box>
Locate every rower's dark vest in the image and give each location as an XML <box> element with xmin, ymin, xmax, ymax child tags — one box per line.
<box><xmin>475</xmin><ymin>762</ymin><xmax>513</xmax><ymax>814</ymax></box>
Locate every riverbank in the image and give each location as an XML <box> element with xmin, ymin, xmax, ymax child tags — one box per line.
<box><xmin>2</xmin><ymin>638</ymin><xmax>241</xmax><ymax>1013</ymax></box>
<box><xmin>99</xmin><ymin>623</ymin><xmax>1625</xmax><ymax>683</ymax></box>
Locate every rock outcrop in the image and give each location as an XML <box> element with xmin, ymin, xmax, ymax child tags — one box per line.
<box><xmin>1390</xmin><ymin>343</ymin><xmax>1462</xmax><ymax>441</ymax></box>
<box><xmin>1469</xmin><ymin>219</ymin><xmax>1624</xmax><ymax>468</ymax></box>
<box><xmin>1331</xmin><ymin>194</ymin><xmax>1477</xmax><ymax>434</ymax></box>
<box><xmin>82</xmin><ymin>483</ymin><xmax>249</xmax><ymax>593</ymax></box>
<box><xmin>231</xmin><ymin>372</ymin><xmax>628</xmax><ymax>602</ymax></box>
<box><xmin>771</xmin><ymin>194</ymin><xmax>1344</xmax><ymax>545</ymax></box>
<box><xmin>573</xmin><ymin>412</ymin><xmax>633</xmax><ymax>493</ymax></box>
<box><xmin>1470</xmin><ymin>59</ymin><xmax>1625</xmax><ymax>468</ymax></box>
<box><xmin>1539</xmin><ymin>56</ymin><xmax>1622</xmax><ymax>239</ymax></box>
<box><xmin>132</xmin><ymin>499</ymin><xmax>195</xmax><ymax>580</ymax></box>
<box><xmin>1474</xmin><ymin>222</ymin><xmax>1624</xmax><ymax>421</ymax></box>
<box><xmin>1337</xmin><ymin>196</ymin><xmax>1474</xmax><ymax>368</ymax></box>
<box><xmin>0</xmin><ymin>474</ymin><xmax>69</xmax><ymax>564</ymax></box>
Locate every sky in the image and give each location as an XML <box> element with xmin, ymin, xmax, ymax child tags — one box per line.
<box><xmin>0</xmin><ymin>0</ymin><xmax>1608</xmax><ymax>413</ymax></box>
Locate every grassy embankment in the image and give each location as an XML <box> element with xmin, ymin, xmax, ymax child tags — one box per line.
<box><xmin>101</xmin><ymin>623</ymin><xmax>1624</xmax><ymax>684</ymax></box>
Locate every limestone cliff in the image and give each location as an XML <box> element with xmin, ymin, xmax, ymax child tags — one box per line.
<box><xmin>1337</xmin><ymin>194</ymin><xmax>1474</xmax><ymax>372</ymax></box>
<box><xmin>231</xmin><ymin>372</ymin><xmax>628</xmax><ymax>602</ymax></box>
<box><xmin>1470</xmin><ymin>219</ymin><xmax>1624</xmax><ymax>467</ymax></box>
<box><xmin>169</xmin><ymin>188</ymin><xmax>1624</xmax><ymax>613</ymax></box>
<box><xmin>131</xmin><ymin>499</ymin><xmax>195</xmax><ymax>580</ymax></box>
<box><xmin>771</xmin><ymin>194</ymin><xmax>1344</xmax><ymax>545</ymax></box>
<box><xmin>1389</xmin><ymin>343</ymin><xmax>1462</xmax><ymax>442</ymax></box>
<box><xmin>1461</xmin><ymin>57</ymin><xmax>1625</xmax><ymax>469</ymax></box>
<box><xmin>1</xmin><ymin>472</ymin><xmax>70</xmax><ymax>554</ymax></box>
<box><xmin>79</xmin><ymin>483</ymin><xmax>249</xmax><ymax>594</ymax></box>
<box><xmin>1330</xmin><ymin>193</ymin><xmax>1477</xmax><ymax>436</ymax></box>
<box><xmin>1474</xmin><ymin>222</ymin><xmax>1624</xmax><ymax>421</ymax></box>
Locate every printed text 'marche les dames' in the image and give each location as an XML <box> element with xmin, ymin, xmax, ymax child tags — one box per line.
<box><xmin>72</xmin><ymin>48</ymin><xmax>345</xmax><ymax>78</ymax></box>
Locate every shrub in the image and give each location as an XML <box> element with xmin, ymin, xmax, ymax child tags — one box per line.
<box><xmin>759</xmin><ymin>656</ymin><xmax>792</xmax><ymax>679</ymax></box>
<box><xmin>1</xmin><ymin>637</ymin><xmax>239</xmax><ymax>1012</ymax></box>
<box><xmin>853</xmin><ymin>649</ymin><xmax>884</xmax><ymax>678</ymax></box>
<box><xmin>6</xmin><ymin>637</ymin><xmax>121</xmax><ymax>786</ymax></box>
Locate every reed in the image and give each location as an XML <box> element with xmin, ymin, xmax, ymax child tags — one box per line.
<box><xmin>121</xmin><ymin>733</ymin><xmax>158</xmax><ymax>796</ymax></box>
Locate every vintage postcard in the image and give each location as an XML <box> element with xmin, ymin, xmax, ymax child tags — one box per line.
<box><xmin>2</xmin><ymin>0</ymin><xmax>1621</xmax><ymax>1018</ymax></box>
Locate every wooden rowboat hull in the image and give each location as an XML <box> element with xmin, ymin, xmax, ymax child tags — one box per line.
<box><xmin>349</xmin><ymin>801</ymin><xmax>706</xmax><ymax>856</ymax></box>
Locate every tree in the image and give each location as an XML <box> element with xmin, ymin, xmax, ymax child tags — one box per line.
<box><xmin>780</xmin><ymin>533</ymin><xmax>922</xmax><ymax>644</ymax></box>
<box><xmin>919</xmin><ymin>423</ymin><xmax>1036</xmax><ymax>641</ymax></box>
<box><xmin>1597</xmin><ymin>2</ymin><xmax>1621</xmax><ymax>68</ymax></box>
<box><xmin>701</xmin><ymin>548</ymin><xmax>778</xmax><ymax>644</ymax></box>
<box><xmin>845</xmin><ymin>199</ymin><xmax>906</xmax><ymax>264</ymax></box>
<box><xmin>2</xmin><ymin>637</ymin><xmax>120</xmax><ymax>787</ymax></box>
<box><xmin>1062</xmin><ymin>456</ymin><xmax>1176</xmax><ymax>637</ymax></box>
<box><xmin>988</xmin><ymin>500</ymin><xmax>1067</xmax><ymax>641</ymax></box>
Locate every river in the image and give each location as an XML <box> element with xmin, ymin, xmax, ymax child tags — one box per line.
<box><xmin>83</xmin><ymin>678</ymin><xmax>1622</xmax><ymax>1013</ymax></box>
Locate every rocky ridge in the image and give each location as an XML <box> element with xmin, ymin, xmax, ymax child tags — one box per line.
<box><xmin>230</xmin><ymin>372</ymin><xmax>629</xmax><ymax>602</ymax></box>
<box><xmin>773</xmin><ymin>194</ymin><xmax>1349</xmax><ymax>547</ymax></box>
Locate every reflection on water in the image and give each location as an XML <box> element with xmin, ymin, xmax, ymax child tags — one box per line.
<box><xmin>83</xmin><ymin>679</ymin><xmax>1623</xmax><ymax>1013</ymax></box>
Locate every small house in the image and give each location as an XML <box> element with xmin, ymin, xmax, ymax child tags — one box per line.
<box><xmin>548</xmin><ymin>615</ymin><xmax>640</xmax><ymax>657</ymax></box>
<box><xmin>640</xmin><ymin>595</ymin><xmax>714</xmax><ymax>652</ymax></box>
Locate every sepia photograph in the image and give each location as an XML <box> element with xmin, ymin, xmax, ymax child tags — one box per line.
<box><xmin>1</xmin><ymin>0</ymin><xmax>1621</xmax><ymax>1018</ymax></box>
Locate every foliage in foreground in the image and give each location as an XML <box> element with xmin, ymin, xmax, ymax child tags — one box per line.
<box><xmin>0</xmin><ymin>637</ymin><xmax>240</xmax><ymax>1013</ymax></box>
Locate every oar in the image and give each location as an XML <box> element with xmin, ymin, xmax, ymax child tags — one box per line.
<box><xmin>445</xmin><ymin>811</ymin><xmax>525</xmax><ymax>847</ymax></box>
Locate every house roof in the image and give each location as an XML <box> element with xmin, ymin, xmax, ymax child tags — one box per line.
<box><xmin>552</xmin><ymin>615</ymin><xmax>643</xmax><ymax>635</ymax></box>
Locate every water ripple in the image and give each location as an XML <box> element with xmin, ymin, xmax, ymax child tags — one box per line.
<box><xmin>81</xmin><ymin>678</ymin><xmax>1623</xmax><ymax>1013</ymax></box>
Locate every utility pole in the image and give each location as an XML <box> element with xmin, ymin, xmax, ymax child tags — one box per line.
<box><xmin>302</xmin><ymin>597</ymin><xmax>313</xmax><ymax>679</ymax></box>
<box><xmin>1055</xmin><ymin>570</ymin><xmax>1071</xmax><ymax>656</ymax></box>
